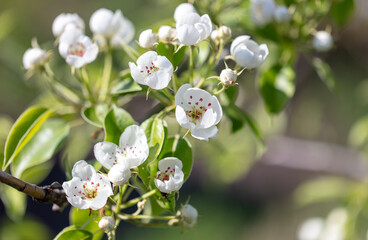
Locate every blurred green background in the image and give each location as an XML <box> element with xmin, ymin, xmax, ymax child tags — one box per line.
<box><xmin>1</xmin><ymin>0</ymin><xmax>368</xmax><ymax>239</ymax></box>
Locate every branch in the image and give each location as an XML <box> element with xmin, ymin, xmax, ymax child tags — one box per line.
<box><xmin>0</xmin><ymin>170</ymin><xmax>68</xmax><ymax>212</ymax></box>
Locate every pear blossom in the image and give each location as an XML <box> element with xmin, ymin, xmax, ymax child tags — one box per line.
<box><xmin>99</xmin><ymin>216</ymin><xmax>115</xmax><ymax>233</ymax></box>
<box><xmin>90</xmin><ymin>8</ymin><xmax>123</xmax><ymax>38</ymax></box>
<box><xmin>129</xmin><ymin>51</ymin><xmax>173</xmax><ymax>89</ymax></box>
<box><xmin>230</xmin><ymin>35</ymin><xmax>269</xmax><ymax>68</ymax></box>
<box><xmin>174</xmin><ymin>3</ymin><xmax>197</xmax><ymax>22</ymax></box>
<box><xmin>23</xmin><ymin>48</ymin><xmax>47</xmax><ymax>70</ymax></box>
<box><xmin>250</xmin><ymin>0</ymin><xmax>276</xmax><ymax>26</ymax></box>
<box><xmin>313</xmin><ymin>31</ymin><xmax>333</xmax><ymax>52</ymax></box>
<box><xmin>138</xmin><ymin>29</ymin><xmax>158</xmax><ymax>49</ymax></box>
<box><xmin>58</xmin><ymin>28</ymin><xmax>98</xmax><ymax>68</ymax></box>
<box><xmin>94</xmin><ymin>125</ymin><xmax>149</xmax><ymax>174</ymax></box>
<box><xmin>175</xmin><ymin>84</ymin><xmax>222</xmax><ymax>141</ymax></box>
<box><xmin>220</xmin><ymin>68</ymin><xmax>237</xmax><ymax>86</ymax></box>
<box><xmin>298</xmin><ymin>218</ymin><xmax>325</xmax><ymax>240</ymax></box>
<box><xmin>158</xmin><ymin>26</ymin><xmax>177</xmax><ymax>43</ymax></box>
<box><xmin>176</xmin><ymin>12</ymin><xmax>212</xmax><ymax>46</ymax></box>
<box><xmin>274</xmin><ymin>6</ymin><xmax>291</xmax><ymax>23</ymax></box>
<box><xmin>52</xmin><ymin>13</ymin><xmax>85</xmax><ymax>37</ymax></box>
<box><xmin>107</xmin><ymin>163</ymin><xmax>131</xmax><ymax>185</ymax></box>
<box><xmin>62</xmin><ymin>160</ymin><xmax>113</xmax><ymax>210</ymax></box>
<box><xmin>154</xmin><ymin>157</ymin><xmax>184</xmax><ymax>194</ymax></box>
<box><xmin>110</xmin><ymin>18</ymin><xmax>135</xmax><ymax>48</ymax></box>
<box><xmin>180</xmin><ymin>204</ymin><xmax>198</xmax><ymax>227</ymax></box>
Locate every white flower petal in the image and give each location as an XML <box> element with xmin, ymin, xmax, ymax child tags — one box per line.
<box><xmin>174</xmin><ymin>3</ymin><xmax>197</xmax><ymax>22</ymax></box>
<box><xmin>129</xmin><ymin>62</ymin><xmax>146</xmax><ymax>85</ymax></box>
<box><xmin>94</xmin><ymin>142</ymin><xmax>119</xmax><ymax>170</ymax></box>
<box><xmin>23</xmin><ymin>48</ymin><xmax>47</xmax><ymax>69</ymax></box>
<box><xmin>191</xmin><ymin>125</ymin><xmax>218</xmax><ymax>141</ymax></box>
<box><xmin>230</xmin><ymin>35</ymin><xmax>251</xmax><ymax>56</ymax></box>
<box><xmin>52</xmin><ymin>13</ymin><xmax>85</xmax><ymax>37</ymax></box>
<box><xmin>118</xmin><ymin>125</ymin><xmax>149</xmax><ymax>168</ymax></box>
<box><xmin>66</xmin><ymin>55</ymin><xmax>85</xmax><ymax>68</ymax></box>
<box><xmin>83</xmin><ymin>43</ymin><xmax>99</xmax><ymax>63</ymax></box>
<box><xmin>175</xmin><ymin>106</ymin><xmax>192</xmax><ymax>129</ymax></box>
<box><xmin>158</xmin><ymin>157</ymin><xmax>183</xmax><ymax>171</ymax></box>
<box><xmin>199</xmin><ymin>108</ymin><xmax>217</xmax><ymax>128</ymax></box>
<box><xmin>177</xmin><ymin>25</ymin><xmax>200</xmax><ymax>46</ymax></box>
<box><xmin>136</xmin><ymin>51</ymin><xmax>157</xmax><ymax>66</ymax></box>
<box><xmin>72</xmin><ymin>160</ymin><xmax>96</xmax><ymax>179</ymax></box>
<box><xmin>175</xmin><ymin>84</ymin><xmax>191</xmax><ymax>106</ymax></box>
<box><xmin>108</xmin><ymin>164</ymin><xmax>131</xmax><ymax>185</ymax></box>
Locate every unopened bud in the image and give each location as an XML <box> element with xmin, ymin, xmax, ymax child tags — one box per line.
<box><xmin>313</xmin><ymin>31</ymin><xmax>333</xmax><ymax>52</ymax></box>
<box><xmin>23</xmin><ymin>48</ymin><xmax>47</xmax><ymax>70</ymax></box>
<box><xmin>108</xmin><ymin>164</ymin><xmax>131</xmax><ymax>185</ymax></box>
<box><xmin>180</xmin><ymin>204</ymin><xmax>198</xmax><ymax>228</ymax></box>
<box><xmin>220</xmin><ymin>69</ymin><xmax>237</xmax><ymax>86</ymax></box>
<box><xmin>139</xmin><ymin>29</ymin><xmax>158</xmax><ymax>49</ymax></box>
<box><xmin>211</xmin><ymin>26</ymin><xmax>232</xmax><ymax>43</ymax></box>
<box><xmin>98</xmin><ymin>216</ymin><xmax>115</xmax><ymax>233</ymax></box>
<box><xmin>158</xmin><ymin>26</ymin><xmax>177</xmax><ymax>43</ymax></box>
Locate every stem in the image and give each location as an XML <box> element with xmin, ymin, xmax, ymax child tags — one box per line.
<box><xmin>162</xmin><ymin>88</ymin><xmax>175</xmax><ymax>101</ymax></box>
<box><xmin>99</xmin><ymin>51</ymin><xmax>113</xmax><ymax>102</ymax></box>
<box><xmin>114</xmin><ymin>185</ymin><xmax>125</xmax><ymax>227</ymax></box>
<box><xmin>172</xmin><ymin>73</ymin><xmax>178</xmax><ymax>93</ymax></box>
<box><xmin>77</xmin><ymin>68</ymin><xmax>95</xmax><ymax>103</ymax></box>
<box><xmin>120</xmin><ymin>189</ymin><xmax>158</xmax><ymax>209</ymax></box>
<box><xmin>156</xmin><ymin>104</ymin><xmax>176</xmax><ymax>119</ymax></box>
<box><xmin>189</xmin><ymin>46</ymin><xmax>194</xmax><ymax>86</ymax></box>
<box><xmin>214</xmin><ymin>85</ymin><xmax>226</xmax><ymax>95</ymax></box>
<box><xmin>118</xmin><ymin>213</ymin><xmax>175</xmax><ymax>220</ymax></box>
<box><xmin>0</xmin><ymin>170</ymin><xmax>68</xmax><ymax>210</ymax></box>
<box><xmin>150</xmin><ymin>91</ymin><xmax>172</xmax><ymax>106</ymax></box>
<box><xmin>118</xmin><ymin>40</ymin><xmax>139</xmax><ymax>61</ymax></box>
<box><xmin>195</xmin><ymin>77</ymin><xmax>206</xmax><ymax>88</ymax></box>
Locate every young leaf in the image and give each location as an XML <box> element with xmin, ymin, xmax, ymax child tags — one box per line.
<box><xmin>103</xmin><ymin>106</ymin><xmax>135</xmax><ymax>144</ymax></box>
<box><xmin>11</xmin><ymin>119</ymin><xmax>70</xmax><ymax>178</ymax></box>
<box><xmin>110</xmin><ymin>77</ymin><xmax>142</xmax><ymax>95</ymax></box>
<box><xmin>3</xmin><ymin>106</ymin><xmax>52</xmax><ymax>170</ymax></box>
<box><xmin>259</xmin><ymin>64</ymin><xmax>295</xmax><ymax>114</ymax></box>
<box><xmin>0</xmin><ymin>184</ymin><xmax>26</xmax><ymax>222</ymax></box>
<box><xmin>81</xmin><ymin>104</ymin><xmax>109</xmax><ymax>128</ymax></box>
<box><xmin>54</xmin><ymin>226</ymin><xmax>93</xmax><ymax>240</ymax></box>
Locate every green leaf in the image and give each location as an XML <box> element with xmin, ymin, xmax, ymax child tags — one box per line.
<box><xmin>110</xmin><ymin>77</ymin><xmax>142</xmax><ymax>95</ymax></box>
<box><xmin>255</xmin><ymin>24</ymin><xmax>280</xmax><ymax>42</ymax></box>
<box><xmin>259</xmin><ymin>65</ymin><xmax>295</xmax><ymax>114</ymax></box>
<box><xmin>11</xmin><ymin>119</ymin><xmax>70</xmax><ymax>178</ymax></box>
<box><xmin>157</xmin><ymin>43</ymin><xmax>186</xmax><ymax>67</ymax></box>
<box><xmin>54</xmin><ymin>226</ymin><xmax>93</xmax><ymax>240</ymax></box>
<box><xmin>20</xmin><ymin>161</ymin><xmax>54</xmax><ymax>184</ymax></box>
<box><xmin>0</xmin><ymin>184</ymin><xmax>26</xmax><ymax>222</ymax></box>
<box><xmin>81</xmin><ymin>104</ymin><xmax>109</xmax><ymax>128</ymax></box>
<box><xmin>138</xmin><ymin>117</ymin><xmax>167</xmax><ymax>185</ymax></box>
<box><xmin>0</xmin><ymin>217</ymin><xmax>51</xmax><ymax>240</ymax></box>
<box><xmin>312</xmin><ymin>57</ymin><xmax>335</xmax><ymax>91</ymax></box>
<box><xmin>3</xmin><ymin>106</ymin><xmax>52</xmax><ymax>170</ymax></box>
<box><xmin>70</xmin><ymin>208</ymin><xmax>103</xmax><ymax>240</ymax></box>
<box><xmin>330</xmin><ymin>0</ymin><xmax>354</xmax><ymax>26</ymax></box>
<box><xmin>103</xmin><ymin>106</ymin><xmax>135</xmax><ymax>144</ymax></box>
<box><xmin>158</xmin><ymin>135</ymin><xmax>193</xmax><ymax>181</ymax></box>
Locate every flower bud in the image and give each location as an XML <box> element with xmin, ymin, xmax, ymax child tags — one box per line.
<box><xmin>174</xmin><ymin>3</ymin><xmax>197</xmax><ymax>22</ymax></box>
<box><xmin>313</xmin><ymin>31</ymin><xmax>333</xmax><ymax>52</ymax></box>
<box><xmin>98</xmin><ymin>216</ymin><xmax>115</xmax><ymax>233</ymax></box>
<box><xmin>158</xmin><ymin>26</ymin><xmax>177</xmax><ymax>43</ymax></box>
<box><xmin>23</xmin><ymin>48</ymin><xmax>47</xmax><ymax>70</ymax></box>
<box><xmin>180</xmin><ymin>204</ymin><xmax>198</xmax><ymax>227</ymax></box>
<box><xmin>139</xmin><ymin>29</ymin><xmax>158</xmax><ymax>49</ymax></box>
<box><xmin>274</xmin><ymin>6</ymin><xmax>291</xmax><ymax>23</ymax></box>
<box><xmin>220</xmin><ymin>69</ymin><xmax>237</xmax><ymax>86</ymax></box>
<box><xmin>108</xmin><ymin>164</ymin><xmax>131</xmax><ymax>185</ymax></box>
<box><xmin>211</xmin><ymin>26</ymin><xmax>232</xmax><ymax>43</ymax></box>
<box><xmin>52</xmin><ymin>13</ymin><xmax>85</xmax><ymax>37</ymax></box>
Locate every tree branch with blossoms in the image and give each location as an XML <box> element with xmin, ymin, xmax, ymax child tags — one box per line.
<box><xmin>0</xmin><ymin>0</ymin><xmax>347</xmax><ymax>239</ymax></box>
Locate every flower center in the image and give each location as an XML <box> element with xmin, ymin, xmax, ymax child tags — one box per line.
<box><xmin>79</xmin><ymin>180</ymin><xmax>100</xmax><ymax>199</ymax></box>
<box><xmin>68</xmin><ymin>43</ymin><xmax>86</xmax><ymax>57</ymax></box>
<box><xmin>186</xmin><ymin>106</ymin><xmax>206</xmax><ymax>123</ymax></box>
<box><xmin>157</xmin><ymin>167</ymin><xmax>175</xmax><ymax>182</ymax></box>
<box><xmin>140</xmin><ymin>62</ymin><xmax>159</xmax><ymax>76</ymax></box>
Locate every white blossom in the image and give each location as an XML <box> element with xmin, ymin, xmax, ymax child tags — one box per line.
<box><xmin>230</xmin><ymin>35</ymin><xmax>269</xmax><ymax>68</ymax></box>
<box><xmin>220</xmin><ymin>69</ymin><xmax>237</xmax><ymax>86</ymax></box>
<box><xmin>52</xmin><ymin>13</ymin><xmax>85</xmax><ymax>37</ymax></box>
<box><xmin>154</xmin><ymin>157</ymin><xmax>184</xmax><ymax>194</ymax></box>
<box><xmin>23</xmin><ymin>48</ymin><xmax>47</xmax><ymax>70</ymax></box>
<box><xmin>90</xmin><ymin>8</ymin><xmax>123</xmax><ymax>38</ymax></box>
<box><xmin>274</xmin><ymin>6</ymin><xmax>291</xmax><ymax>23</ymax></box>
<box><xmin>107</xmin><ymin>163</ymin><xmax>131</xmax><ymax>185</ymax></box>
<box><xmin>94</xmin><ymin>125</ymin><xmax>149</xmax><ymax>172</ymax></box>
<box><xmin>175</xmin><ymin>84</ymin><xmax>223</xmax><ymax>141</ymax></box>
<box><xmin>58</xmin><ymin>28</ymin><xmax>98</xmax><ymax>68</ymax></box>
<box><xmin>298</xmin><ymin>218</ymin><xmax>325</xmax><ymax>240</ymax></box>
<box><xmin>138</xmin><ymin>29</ymin><xmax>158</xmax><ymax>49</ymax></box>
<box><xmin>158</xmin><ymin>26</ymin><xmax>177</xmax><ymax>43</ymax></box>
<box><xmin>98</xmin><ymin>216</ymin><xmax>115</xmax><ymax>233</ymax></box>
<box><xmin>176</xmin><ymin>12</ymin><xmax>212</xmax><ymax>46</ymax></box>
<box><xmin>174</xmin><ymin>3</ymin><xmax>197</xmax><ymax>22</ymax></box>
<box><xmin>313</xmin><ymin>31</ymin><xmax>333</xmax><ymax>52</ymax></box>
<box><xmin>129</xmin><ymin>51</ymin><xmax>173</xmax><ymax>89</ymax></box>
<box><xmin>62</xmin><ymin>160</ymin><xmax>113</xmax><ymax>210</ymax></box>
<box><xmin>250</xmin><ymin>0</ymin><xmax>276</xmax><ymax>26</ymax></box>
<box><xmin>180</xmin><ymin>204</ymin><xmax>198</xmax><ymax>227</ymax></box>
<box><xmin>211</xmin><ymin>25</ymin><xmax>232</xmax><ymax>43</ymax></box>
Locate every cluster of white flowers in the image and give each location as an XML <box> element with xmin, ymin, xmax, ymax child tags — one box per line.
<box><xmin>250</xmin><ymin>0</ymin><xmax>291</xmax><ymax>26</ymax></box>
